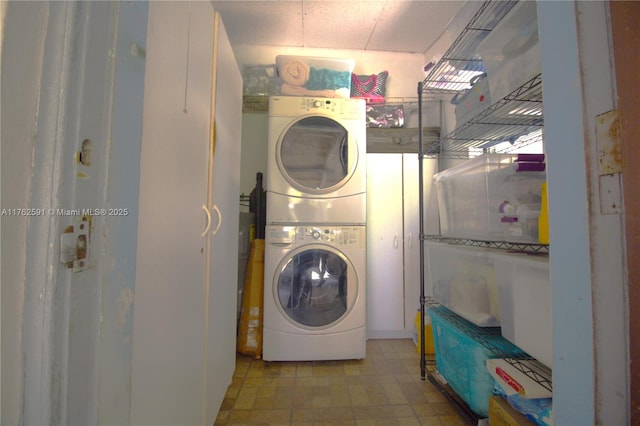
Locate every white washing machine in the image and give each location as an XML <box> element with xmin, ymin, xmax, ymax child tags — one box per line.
<box><xmin>263</xmin><ymin>225</ymin><xmax>366</xmax><ymax>361</ymax></box>
<box><xmin>266</xmin><ymin>96</ymin><xmax>367</xmax><ymax>225</ymax></box>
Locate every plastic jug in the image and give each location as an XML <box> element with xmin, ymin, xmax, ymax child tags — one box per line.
<box><xmin>538</xmin><ymin>181</ymin><xmax>549</xmax><ymax>244</ymax></box>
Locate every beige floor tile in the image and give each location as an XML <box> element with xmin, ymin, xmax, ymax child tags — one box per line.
<box><xmin>347</xmin><ymin>384</ymin><xmax>370</xmax><ymax>406</ymax></box>
<box><xmin>247</xmin><ymin>408</ymin><xmax>291</xmax><ymax>423</ymax></box>
<box><xmin>352</xmin><ymin>404</ymin><xmax>404</xmax><ymax>420</ymax></box>
<box><xmin>295</xmin><ymin>365</ymin><xmax>313</xmax><ymax>377</ymax></box>
<box><xmin>226</xmin><ymin>409</ymin><xmax>251</xmax><ymax>423</ymax></box>
<box><xmin>437</xmin><ymin>415</ymin><xmax>468</xmax><ymax>426</ymax></box>
<box><xmin>417</xmin><ymin>416</ymin><xmax>444</xmax><ymax>425</ymax></box>
<box><xmin>291</xmin><ymin>406</ymin><xmax>353</xmax><ymax>422</ymax></box>
<box><xmin>382</xmin><ymin>382</ymin><xmax>409</xmax><ymax>404</ymax></box>
<box><xmin>296</xmin><ymin>376</ymin><xmax>330</xmax><ymax>387</ymax></box>
<box><xmin>234</xmin><ymin>387</ymin><xmax>259</xmax><ymax>409</ymax></box>
<box><xmin>215</xmin><ymin>339</ymin><xmax>467</xmax><ymax>426</ymax></box>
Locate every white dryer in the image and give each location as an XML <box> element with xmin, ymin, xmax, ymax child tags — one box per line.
<box><xmin>263</xmin><ymin>225</ymin><xmax>366</xmax><ymax>361</ymax></box>
<box><xmin>266</xmin><ymin>96</ymin><xmax>367</xmax><ymax>225</ymax></box>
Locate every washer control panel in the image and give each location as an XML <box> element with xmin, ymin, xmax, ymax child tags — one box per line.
<box><xmin>266</xmin><ymin>226</ymin><xmax>296</xmax><ymax>244</ymax></box>
<box><xmin>297</xmin><ymin>226</ymin><xmax>363</xmax><ymax>246</ymax></box>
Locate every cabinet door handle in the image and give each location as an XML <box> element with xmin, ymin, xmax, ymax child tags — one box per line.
<box><xmin>211</xmin><ymin>204</ymin><xmax>222</xmax><ymax>236</ymax></box>
<box><xmin>394</xmin><ymin>234</ymin><xmax>398</xmax><ymax>249</ymax></box>
<box><xmin>201</xmin><ymin>204</ymin><xmax>211</xmax><ymax>237</ymax></box>
<box><xmin>408</xmin><ymin>232</ymin><xmax>412</xmax><ymax>248</ymax></box>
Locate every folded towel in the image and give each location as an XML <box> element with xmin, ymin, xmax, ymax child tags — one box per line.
<box><xmin>304</xmin><ymin>68</ymin><xmax>351</xmax><ymax>91</ymax></box>
<box><xmin>279</xmin><ymin>60</ymin><xmax>310</xmax><ymax>87</ymax></box>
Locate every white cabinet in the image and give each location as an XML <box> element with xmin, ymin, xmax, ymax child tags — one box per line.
<box><xmin>131</xmin><ymin>3</ymin><xmax>242</xmax><ymax>425</ymax></box>
<box><xmin>366</xmin><ymin>153</ymin><xmax>439</xmax><ymax>338</ymax></box>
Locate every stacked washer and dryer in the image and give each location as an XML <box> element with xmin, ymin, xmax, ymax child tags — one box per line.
<box><xmin>263</xmin><ymin>96</ymin><xmax>368</xmax><ymax>361</ymax></box>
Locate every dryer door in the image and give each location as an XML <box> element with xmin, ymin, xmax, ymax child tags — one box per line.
<box><xmin>275</xmin><ymin>245</ymin><xmax>357</xmax><ymax>329</ymax></box>
<box><xmin>277</xmin><ymin>116</ymin><xmax>357</xmax><ymax>194</ymax></box>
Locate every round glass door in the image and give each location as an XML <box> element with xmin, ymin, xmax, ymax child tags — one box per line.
<box><xmin>279</xmin><ymin>116</ymin><xmax>351</xmax><ymax>192</ymax></box>
<box><xmin>276</xmin><ymin>247</ymin><xmax>352</xmax><ymax>328</ymax></box>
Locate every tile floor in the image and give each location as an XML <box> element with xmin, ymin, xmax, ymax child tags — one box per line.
<box><xmin>214</xmin><ymin>339</ymin><xmax>467</xmax><ymax>426</ymax></box>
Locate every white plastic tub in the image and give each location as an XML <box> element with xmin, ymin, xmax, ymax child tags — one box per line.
<box><xmin>493</xmin><ymin>251</ymin><xmax>552</xmax><ymax>368</ymax></box>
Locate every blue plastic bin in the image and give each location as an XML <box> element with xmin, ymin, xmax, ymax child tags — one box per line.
<box><xmin>428</xmin><ymin>306</ymin><xmax>526</xmax><ymax>417</ymax></box>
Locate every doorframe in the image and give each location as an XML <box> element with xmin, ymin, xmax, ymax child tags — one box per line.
<box><xmin>609</xmin><ymin>1</ymin><xmax>640</xmax><ymax>422</ymax></box>
<box><xmin>538</xmin><ymin>1</ymin><xmax>629</xmax><ymax>423</ymax></box>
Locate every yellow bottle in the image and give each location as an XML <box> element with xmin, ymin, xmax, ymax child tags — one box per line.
<box><xmin>538</xmin><ymin>181</ymin><xmax>549</xmax><ymax>244</ymax></box>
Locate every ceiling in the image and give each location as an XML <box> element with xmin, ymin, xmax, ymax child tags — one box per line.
<box><xmin>210</xmin><ymin>1</ymin><xmax>466</xmax><ymax>53</ymax></box>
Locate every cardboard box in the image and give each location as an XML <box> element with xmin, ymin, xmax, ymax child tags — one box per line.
<box><xmin>414</xmin><ymin>311</ymin><xmax>435</xmax><ymax>354</ymax></box>
<box><xmin>489</xmin><ymin>396</ymin><xmax>535</xmax><ymax>426</ymax></box>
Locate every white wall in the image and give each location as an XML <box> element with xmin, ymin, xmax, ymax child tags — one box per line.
<box><xmin>1</xmin><ymin>2</ymin><xmax>49</xmax><ymax>423</ymax></box>
<box><xmin>239</xmin><ymin>113</ymin><xmax>269</xmax><ymax>205</ymax></box>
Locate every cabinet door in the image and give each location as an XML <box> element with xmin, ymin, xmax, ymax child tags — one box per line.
<box><xmin>403</xmin><ymin>155</ymin><xmax>441</xmax><ymax>330</ymax></box>
<box><xmin>402</xmin><ymin>154</ymin><xmax>420</xmax><ymax>330</ymax></box>
<box><xmin>366</xmin><ymin>154</ymin><xmax>404</xmax><ymax>337</ymax></box>
<box><xmin>205</xmin><ymin>12</ymin><xmax>243</xmax><ymax>423</ymax></box>
<box><xmin>132</xmin><ymin>2</ymin><xmax>215</xmax><ymax>424</ymax></box>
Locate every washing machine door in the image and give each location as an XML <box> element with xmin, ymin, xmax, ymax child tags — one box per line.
<box><xmin>277</xmin><ymin>116</ymin><xmax>357</xmax><ymax>194</ymax></box>
<box><xmin>275</xmin><ymin>245</ymin><xmax>357</xmax><ymax>329</ymax></box>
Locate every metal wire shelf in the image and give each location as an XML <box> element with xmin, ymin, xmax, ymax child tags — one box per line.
<box><xmin>421</xmin><ymin>0</ymin><xmax>519</xmax><ymax>94</ymax></box>
<box><xmin>366</xmin><ymin>126</ymin><xmax>440</xmax><ymax>153</ymax></box>
<box><xmin>423</xmin><ymin>235</ymin><xmax>549</xmax><ymax>255</ymax></box>
<box><xmin>428</xmin><ymin>306</ymin><xmax>553</xmax><ymax>392</ymax></box>
<box><xmin>425</xmin><ymin>74</ymin><xmax>544</xmax><ymax>159</ymax></box>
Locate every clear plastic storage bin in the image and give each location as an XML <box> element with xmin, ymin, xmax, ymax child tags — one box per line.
<box><xmin>275</xmin><ymin>55</ymin><xmax>355</xmax><ymax>99</ymax></box>
<box><xmin>476</xmin><ymin>0</ymin><xmax>541</xmax><ymax>102</ymax></box>
<box><xmin>426</xmin><ymin>242</ymin><xmax>500</xmax><ymax>327</ymax></box>
<box><xmin>434</xmin><ymin>154</ymin><xmax>546</xmax><ymax>243</ymax></box>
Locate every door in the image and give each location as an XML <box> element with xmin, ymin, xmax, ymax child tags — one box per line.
<box><xmin>277</xmin><ymin>116</ymin><xmax>356</xmax><ymax>194</ymax></box>
<box><xmin>3</xmin><ymin>2</ymin><xmax>149</xmax><ymax>424</ymax></box>
<box><xmin>403</xmin><ymin>154</ymin><xmax>441</xmax><ymax>329</ymax></box>
<box><xmin>367</xmin><ymin>153</ymin><xmax>440</xmax><ymax>338</ymax></box>
<box><xmin>274</xmin><ymin>245</ymin><xmax>355</xmax><ymax>329</ymax></box>
<box><xmin>366</xmin><ymin>154</ymin><xmax>405</xmax><ymax>337</ymax></box>
<box><xmin>205</xmin><ymin>12</ymin><xmax>243</xmax><ymax>422</ymax></box>
<box><xmin>402</xmin><ymin>154</ymin><xmax>421</xmax><ymax>328</ymax></box>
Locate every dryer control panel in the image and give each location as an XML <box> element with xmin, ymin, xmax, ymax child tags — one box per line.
<box><xmin>299</xmin><ymin>98</ymin><xmax>364</xmax><ymax>118</ymax></box>
<box><xmin>268</xmin><ymin>96</ymin><xmax>365</xmax><ymax>120</ymax></box>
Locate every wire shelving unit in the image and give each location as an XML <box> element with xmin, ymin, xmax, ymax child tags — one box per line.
<box><xmin>416</xmin><ymin>1</ymin><xmax>552</xmax><ymax>414</ymax></box>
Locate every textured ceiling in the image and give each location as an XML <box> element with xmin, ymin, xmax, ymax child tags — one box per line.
<box><xmin>210</xmin><ymin>1</ymin><xmax>466</xmax><ymax>53</ymax></box>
